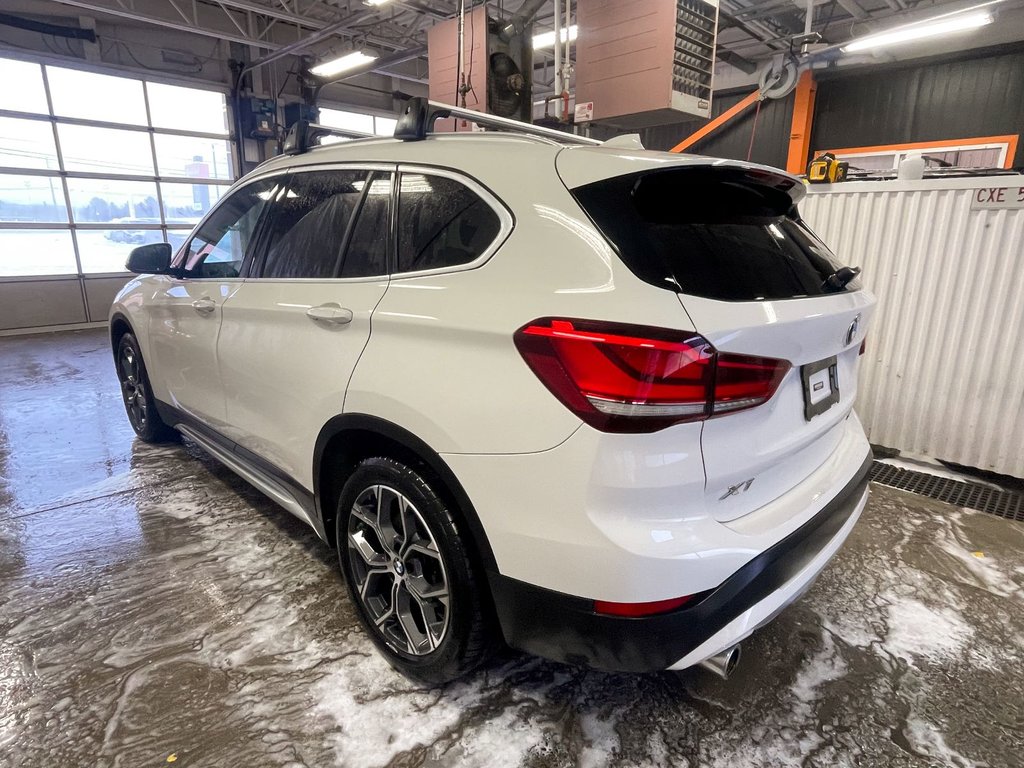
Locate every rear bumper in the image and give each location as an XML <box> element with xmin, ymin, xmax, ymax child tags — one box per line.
<box><xmin>486</xmin><ymin>450</ymin><xmax>871</xmax><ymax>673</ymax></box>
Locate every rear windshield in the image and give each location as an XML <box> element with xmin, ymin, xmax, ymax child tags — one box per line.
<box><xmin>571</xmin><ymin>167</ymin><xmax>860</xmax><ymax>301</ymax></box>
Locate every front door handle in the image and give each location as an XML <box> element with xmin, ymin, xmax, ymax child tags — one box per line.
<box><xmin>191</xmin><ymin>297</ymin><xmax>216</xmax><ymax>315</ymax></box>
<box><xmin>306</xmin><ymin>303</ymin><xmax>353</xmax><ymax>325</ymax></box>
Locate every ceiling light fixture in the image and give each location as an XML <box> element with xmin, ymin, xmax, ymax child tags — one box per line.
<box><xmin>364</xmin><ymin>0</ymin><xmax>393</xmax><ymax>6</ymax></box>
<box><xmin>309</xmin><ymin>51</ymin><xmax>378</xmax><ymax>78</ymax></box>
<box><xmin>841</xmin><ymin>9</ymin><xmax>993</xmax><ymax>52</ymax></box>
<box><xmin>533</xmin><ymin>24</ymin><xmax>578</xmax><ymax>49</ymax></box>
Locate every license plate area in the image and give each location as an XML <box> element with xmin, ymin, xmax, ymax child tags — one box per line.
<box><xmin>801</xmin><ymin>355</ymin><xmax>839</xmax><ymax>421</ymax></box>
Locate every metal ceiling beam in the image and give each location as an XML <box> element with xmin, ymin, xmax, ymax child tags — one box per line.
<box><xmin>205</xmin><ymin>0</ymin><xmax>425</xmax><ymax>51</ymax></box>
<box><xmin>241</xmin><ymin>7</ymin><xmax>388</xmax><ymax>72</ymax></box>
<box><xmin>50</xmin><ymin>0</ymin><xmax>281</xmax><ymax>48</ymax></box>
<box><xmin>717</xmin><ymin>47</ymin><xmax>759</xmax><ymax>73</ymax></box>
<box><xmin>52</xmin><ymin>0</ymin><xmax>431</xmax><ymax>75</ymax></box>
<box><xmin>835</xmin><ymin>0</ymin><xmax>869</xmax><ymax>20</ymax></box>
<box><xmin>200</xmin><ymin>0</ymin><xmax>328</xmax><ymax>29</ymax></box>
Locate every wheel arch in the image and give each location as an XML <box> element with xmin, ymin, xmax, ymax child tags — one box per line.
<box><xmin>314</xmin><ymin>414</ymin><xmax>498</xmax><ymax>575</ymax></box>
<box><xmin>109</xmin><ymin>312</ymin><xmax>134</xmax><ymax>352</ymax></box>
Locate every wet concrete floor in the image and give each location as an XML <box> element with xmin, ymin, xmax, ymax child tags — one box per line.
<box><xmin>1</xmin><ymin>328</ymin><xmax>1023</xmax><ymax>767</ymax></box>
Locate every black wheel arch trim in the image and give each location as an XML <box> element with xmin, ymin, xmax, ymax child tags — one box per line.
<box><xmin>313</xmin><ymin>413</ymin><xmax>498</xmax><ymax>572</ymax></box>
<box><xmin>109</xmin><ymin>312</ymin><xmax>136</xmax><ymax>351</ymax></box>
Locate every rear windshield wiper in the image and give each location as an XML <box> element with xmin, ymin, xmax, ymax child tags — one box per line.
<box><xmin>823</xmin><ymin>266</ymin><xmax>861</xmax><ymax>292</ymax></box>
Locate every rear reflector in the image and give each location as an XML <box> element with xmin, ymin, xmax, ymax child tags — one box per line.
<box><xmin>514</xmin><ymin>318</ymin><xmax>789</xmax><ymax>433</ymax></box>
<box><xmin>594</xmin><ymin>595</ymin><xmax>695</xmax><ymax>617</ymax></box>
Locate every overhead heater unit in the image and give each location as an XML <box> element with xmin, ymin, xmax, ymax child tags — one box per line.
<box><xmin>576</xmin><ymin>0</ymin><xmax>719</xmax><ymax>127</ymax></box>
<box><xmin>427</xmin><ymin>4</ymin><xmax>534</xmax><ymax>130</ymax></box>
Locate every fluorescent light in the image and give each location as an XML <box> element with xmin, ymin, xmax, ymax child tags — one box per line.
<box><xmin>842</xmin><ymin>10</ymin><xmax>992</xmax><ymax>52</ymax></box>
<box><xmin>310</xmin><ymin>51</ymin><xmax>378</xmax><ymax>78</ymax></box>
<box><xmin>533</xmin><ymin>24</ymin><xmax>578</xmax><ymax>49</ymax></box>
<box><xmin>364</xmin><ymin>0</ymin><xmax>392</xmax><ymax>5</ymax></box>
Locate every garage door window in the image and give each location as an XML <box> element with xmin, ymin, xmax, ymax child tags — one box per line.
<box><xmin>0</xmin><ymin>56</ymin><xmax>234</xmax><ymax>278</ymax></box>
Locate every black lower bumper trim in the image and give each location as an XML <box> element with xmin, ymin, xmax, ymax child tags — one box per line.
<box><xmin>487</xmin><ymin>450</ymin><xmax>873</xmax><ymax>673</ymax></box>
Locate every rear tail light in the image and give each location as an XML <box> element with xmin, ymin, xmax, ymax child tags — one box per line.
<box><xmin>514</xmin><ymin>318</ymin><xmax>789</xmax><ymax>433</ymax></box>
<box><xmin>859</xmin><ymin>337</ymin><xmax>867</xmax><ymax>355</ymax></box>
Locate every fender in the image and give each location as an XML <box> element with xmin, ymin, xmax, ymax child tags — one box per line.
<box><xmin>109</xmin><ymin>311</ymin><xmax>135</xmax><ymax>350</ymax></box>
<box><xmin>313</xmin><ymin>413</ymin><xmax>498</xmax><ymax>573</ymax></box>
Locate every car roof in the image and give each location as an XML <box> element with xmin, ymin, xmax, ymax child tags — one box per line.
<box><xmin>254</xmin><ymin>131</ymin><xmax>566</xmax><ymax>173</ymax></box>
<box><xmin>248</xmin><ymin>131</ymin><xmax>803</xmax><ymax>202</ymax></box>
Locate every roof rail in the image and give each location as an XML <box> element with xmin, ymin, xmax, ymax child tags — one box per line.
<box><xmin>282</xmin><ymin>120</ymin><xmax>377</xmax><ymax>155</ymax></box>
<box><xmin>394</xmin><ymin>97</ymin><xmax>602</xmax><ymax>146</ymax></box>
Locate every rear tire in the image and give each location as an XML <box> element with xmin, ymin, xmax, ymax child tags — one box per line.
<box><xmin>115</xmin><ymin>332</ymin><xmax>179</xmax><ymax>444</ymax></box>
<box><xmin>337</xmin><ymin>457</ymin><xmax>494</xmax><ymax>684</ymax></box>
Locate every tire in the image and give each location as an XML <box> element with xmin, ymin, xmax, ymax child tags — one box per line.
<box><xmin>337</xmin><ymin>457</ymin><xmax>494</xmax><ymax>684</ymax></box>
<box><xmin>115</xmin><ymin>332</ymin><xmax>179</xmax><ymax>443</ymax></box>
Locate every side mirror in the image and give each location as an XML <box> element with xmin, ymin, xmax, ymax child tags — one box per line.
<box><xmin>126</xmin><ymin>242</ymin><xmax>172</xmax><ymax>274</ymax></box>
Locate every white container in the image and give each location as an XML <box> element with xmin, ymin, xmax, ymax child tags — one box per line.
<box><xmin>897</xmin><ymin>153</ymin><xmax>926</xmax><ymax>180</ymax></box>
<box><xmin>801</xmin><ymin>175</ymin><xmax>1024</xmax><ymax>478</ymax></box>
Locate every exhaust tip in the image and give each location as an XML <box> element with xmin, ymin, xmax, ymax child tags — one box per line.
<box><xmin>696</xmin><ymin>644</ymin><xmax>741</xmax><ymax>680</ymax></box>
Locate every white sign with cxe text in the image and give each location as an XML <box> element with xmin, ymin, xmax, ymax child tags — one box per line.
<box><xmin>970</xmin><ymin>185</ymin><xmax>1024</xmax><ymax>210</ymax></box>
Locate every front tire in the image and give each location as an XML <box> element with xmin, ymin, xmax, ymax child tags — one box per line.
<box><xmin>337</xmin><ymin>457</ymin><xmax>493</xmax><ymax>684</ymax></box>
<box><xmin>115</xmin><ymin>332</ymin><xmax>178</xmax><ymax>443</ymax></box>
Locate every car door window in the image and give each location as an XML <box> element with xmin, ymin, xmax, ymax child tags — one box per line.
<box><xmin>181</xmin><ymin>178</ymin><xmax>280</xmax><ymax>279</ymax></box>
<box><xmin>395</xmin><ymin>172</ymin><xmax>501</xmax><ymax>274</ymax></box>
<box><xmin>258</xmin><ymin>170</ymin><xmax>368</xmax><ymax>279</ymax></box>
<box><xmin>340</xmin><ymin>172</ymin><xmax>391</xmax><ymax>278</ymax></box>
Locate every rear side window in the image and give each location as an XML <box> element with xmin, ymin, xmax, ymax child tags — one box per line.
<box><xmin>259</xmin><ymin>170</ymin><xmax>367</xmax><ymax>279</ymax></box>
<box><xmin>571</xmin><ymin>168</ymin><xmax>859</xmax><ymax>301</ymax></box>
<box><xmin>395</xmin><ymin>172</ymin><xmax>501</xmax><ymax>274</ymax></box>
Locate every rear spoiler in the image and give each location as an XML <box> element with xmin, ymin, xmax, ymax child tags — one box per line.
<box><xmin>556</xmin><ymin>148</ymin><xmax>806</xmax><ymax>207</ymax></box>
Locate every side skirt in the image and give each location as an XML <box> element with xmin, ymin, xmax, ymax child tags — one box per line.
<box><xmin>154</xmin><ymin>400</ymin><xmax>326</xmax><ymax>541</ymax></box>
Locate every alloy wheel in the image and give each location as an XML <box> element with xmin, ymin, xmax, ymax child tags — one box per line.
<box><xmin>118</xmin><ymin>345</ymin><xmax>147</xmax><ymax>429</ymax></box>
<box><xmin>347</xmin><ymin>484</ymin><xmax>451</xmax><ymax>656</ymax></box>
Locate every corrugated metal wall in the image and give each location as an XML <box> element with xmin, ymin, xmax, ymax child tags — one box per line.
<box><xmin>800</xmin><ymin>176</ymin><xmax>1024</xmax><ymax>478</ymax></box>
<box><xmin>812</xmin><ymin>44</ymin><xmax>1024</xmax><ymax>166</ymax></box>
<box><xmin>639</xmin><ymin>89</ymin><xmax>794</xmax><ymax>168</ymax></box>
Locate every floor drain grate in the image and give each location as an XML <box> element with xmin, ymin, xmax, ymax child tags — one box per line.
<box><xmin>870</xmin><ymin>463</ymin><xmax>1024</xmax><ymax>522</ymax></box>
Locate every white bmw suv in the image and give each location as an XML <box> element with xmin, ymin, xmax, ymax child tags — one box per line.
<box><xmin>110</xmin><ymin>101</ymin><xmax>874</xmax><ymax>684</ymax></box>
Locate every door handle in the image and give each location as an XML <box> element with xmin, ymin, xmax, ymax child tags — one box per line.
<box><xmin>191</xmin><ymin>297</ymin><xmax>216</xmax><ymax>315</ymax></box>
<box><xmin>306</xmin><ymin>303</ymin><xmax>353</xmax><ymax>325</ymax></box>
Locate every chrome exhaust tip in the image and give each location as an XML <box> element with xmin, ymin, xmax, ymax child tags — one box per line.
<box><xmin>696</xmin><ymin>644</ymin><xmax>741</xmax><ymax>680</ymax></box>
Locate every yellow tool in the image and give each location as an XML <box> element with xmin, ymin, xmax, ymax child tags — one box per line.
<box><xmin>807</xmin><ymin>152</ymin><xmax>849</xmax><ymax>183</ymax></box>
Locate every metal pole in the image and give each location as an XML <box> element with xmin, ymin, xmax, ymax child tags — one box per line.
<box><xmin>562</xmin><ymin>0</ymin><xmax>571</xmax><ymax>121</ymax></box>
<box><xmin>553</xmin><ymin>0</ymin><xmax>562</xmax><ymax>95</ymax></box>
<box><xmin>457</xmin><ymin>0</ymin><xmax>466</xmax><ymax>109</ymax></box>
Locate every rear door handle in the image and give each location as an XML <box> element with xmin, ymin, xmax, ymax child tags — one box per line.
<box><xmin>306</xmin><ymin>303</ymin><xmax>353</xmax><ymax>325</ymax></box>
<box><xmin>191</xmin><ymin>297</ymin><xmax>216</xmax><ymax>315</ymax></box>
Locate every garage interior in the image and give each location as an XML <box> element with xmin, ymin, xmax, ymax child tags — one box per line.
<box><xmin>1</xmin><ymin>0</ymin><xmax>1023</xmax><ymax>766</ymax></box>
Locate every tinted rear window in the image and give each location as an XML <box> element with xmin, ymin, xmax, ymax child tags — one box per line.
<box><xmin>571</xmin><ymin>168</ymin><xmax>859</xmax><ymax>301</ymax></box>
